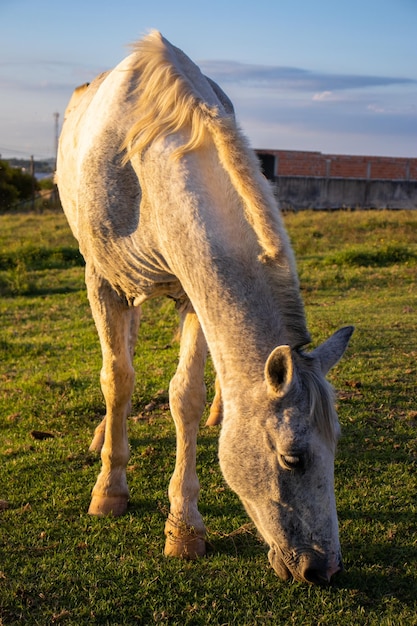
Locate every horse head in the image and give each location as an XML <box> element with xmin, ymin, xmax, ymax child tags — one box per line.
<box><xmin>219</xmin><ymin>326</ymin><xmax>353</xmax><ymax>584</ymax></box>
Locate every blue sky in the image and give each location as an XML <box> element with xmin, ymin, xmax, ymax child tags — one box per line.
<box><xmin>1</xmin><ymin>0</ymin><xmax>416</xmax><ymax>160</ymax></box>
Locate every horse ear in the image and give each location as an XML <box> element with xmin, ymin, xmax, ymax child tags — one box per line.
<box><xmin>311</xmin><ymin>326</ymin><xmax>354</xmax><ymax>375</ymax></box>
<box><xmin>265</xmin><ymin>345</ymin><xmax>294</xmax><ymax>398</ymax></box>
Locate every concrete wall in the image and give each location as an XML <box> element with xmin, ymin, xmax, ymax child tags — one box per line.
<box><xmin>274</xmin><ymin>177</ymin><xmax>417</xmax><ymax>210</ymax></box>
<box><xmin>256</xmin><ymin>149</ymin><xmax>417</xmax><ymax>210</ymax></box>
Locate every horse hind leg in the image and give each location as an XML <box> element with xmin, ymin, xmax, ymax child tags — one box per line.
<box><xmin>89</xmin><ymin>306</ymin><xmax>140</xmax><ymax>454</ymax></box>
<box><xmin>205</xmin><ymin>376</ymin><xmax>223</xmax><ymax>426</ymax></box>
<box><xmin>85</xmin><ymin>264</ymin><xmax>140</xmax><ymax>516</ymax></box>
<box><xmin>89</xmin><ymin>416</ymin><xmax>107</xmax><ymax>454</ymax></box>
<box><xmin>165</xmin><ymin>305</ymin><xmax>208</xmax><ymax>559</ymax></box>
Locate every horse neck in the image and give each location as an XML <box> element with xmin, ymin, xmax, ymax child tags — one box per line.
<box><xmin>198</xmin><ymin>289</ymin><xmax>282</xmax><ymax>396</ymax></box>
<box><xmin>176</xmin><ymin>241</ymin><xmax>289</xmax><ymax>391</ymax></box>
<box><xmin>140</xmin><ymin>141</ymin><xmax>306</xmax><ymax>389</ymax></box>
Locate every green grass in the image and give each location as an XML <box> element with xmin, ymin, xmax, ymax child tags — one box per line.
<box><xmin>1</xmin><ymin>209</ymin><xmax>417</xmax><ymax>625</ymax></box>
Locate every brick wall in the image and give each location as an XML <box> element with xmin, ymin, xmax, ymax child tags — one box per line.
<box><xmin>256</xmin><ymin>149</ymin><xmax>417</xmax><ymax>181</ymax></box>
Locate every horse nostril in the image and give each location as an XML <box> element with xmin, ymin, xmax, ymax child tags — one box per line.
<box><xmin>302</xmin><ymin>567</ymin><xmax>330</xmax><ymax>585</ymax></box>
<box><xmin>327</xmin><ymin>556</ymin><xmax>344</xmax><ymax>580</ymax></box>
<box><xmin>303</xmin><ymin>558</ymin><xmax>344</xmax><ymax>585</ymax></box>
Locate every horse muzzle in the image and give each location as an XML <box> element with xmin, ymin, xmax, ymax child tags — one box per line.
<box><xmin>268</xmin><ymin>546</ymin><xmax>343</xmax><ymax>585</ymax></box>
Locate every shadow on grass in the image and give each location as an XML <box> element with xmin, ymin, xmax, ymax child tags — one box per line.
<box><xmin>334</xmin><ymin>559</ymin><xmax>417</xmax><ymax>609</ymax></box>
<box><xmin>6</xmin><ymin>411</ymin><xmax>415</xmax><ymax>610</ymax></box>
<box><xmin>0</xmin><ymin>282</ymin><xmax>84</xmax><ymax>298</ymax></box>
<box><xmin>334</xmin><ymin>505</ymin><xmax>417</xmax><ymax>606</ymax></box>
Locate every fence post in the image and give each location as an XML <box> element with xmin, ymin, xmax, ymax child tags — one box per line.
<box><xmin>30</xmin><ymin>155</ymin><xmax>36</xmax><ymax>212</ymax></box>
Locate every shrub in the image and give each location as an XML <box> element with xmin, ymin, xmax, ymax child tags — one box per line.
<box><xmin>0</xmin><ymin>159</ymin><xmax>39</xmax><ymax>211</ymax></box>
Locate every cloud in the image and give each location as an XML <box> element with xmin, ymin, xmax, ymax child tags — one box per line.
<box><xmin>1</xmin><ymin>56</ymin><xmax>416</xmax><ymax>159</ymax></box>
<box><xmin>312</xmin><ymin>91</ymin><xmax>337</xmax><ymax>102</ymax></box>
<box><xmin>196</xmin><ymin>58</ymin><xmax>417</xmax><ymax>156</ymax></box>
<box><xmin>367</xmin><ymin>102</ymin><xmax>417</xmax><ymax>115</ymax></box>
<box><xmin>0</xmin><ymin>60</ymin><xmax>105</xmax><ymax>95</ymax></box>
<box><xmin>199</xmin><ymin>60</ymin><xmax>417</xmax><ymax>93</ymax></box>
<box><xmin>215</xmin><ymin>67</ymin><xmax>417</xmax><ymax>158</ymax></box>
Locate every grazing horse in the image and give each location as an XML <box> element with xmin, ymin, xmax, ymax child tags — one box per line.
<box><xmin>57</xmin><ymin>30</ymin><xmax>353</xmax><ymax>584</ymax></box>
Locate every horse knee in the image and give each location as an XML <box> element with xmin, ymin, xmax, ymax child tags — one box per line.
<box><xmin>100</xmin><ymin>360</ymin><xmax>135</xmax><ymax>409</ymax></box>
<box><xmin>169</xmin><ymin>373</ymin><xmax>206</xmax><ymax>424</ymax></box>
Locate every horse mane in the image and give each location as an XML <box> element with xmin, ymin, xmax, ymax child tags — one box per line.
<box><xmin>301</xmin><ymin>355</ymin><xmax>340</xmax><ymax>450</ymax></box>
<box><xmin>122</xmin><ymin>30</ymin><xmax>310</xmax><ymax>347</ymax></box>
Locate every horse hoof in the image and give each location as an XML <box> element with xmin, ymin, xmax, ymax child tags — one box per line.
<box><xmin>164</xmin><ymin>531</ymin><xmax>206</xmax><ymax>558</ymax></box>
<box><xmin>88</xmin><ymin>495</ymin><xmax>128</xmax><ymax>516</ymax></box>
<box><xmin>205</xmin><ymin>402</ymin><xmax>223</xmax><ymax>426</ymax></box>
<box><xmin>205</xmin><ymin>411</ymin><xmax>222</xmax><ymax>426</ymax></box>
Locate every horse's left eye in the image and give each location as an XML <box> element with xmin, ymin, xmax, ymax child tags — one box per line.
<box><xmin>280</xmin><ymin>455</ymin><xmax>304</xmax><ymax>471</ymax></box>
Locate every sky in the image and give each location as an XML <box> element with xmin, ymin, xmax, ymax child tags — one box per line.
<box><xmin>0</xmin><ymin>0</ymin><xmax>416</xmax><ymax>161</ymax></box>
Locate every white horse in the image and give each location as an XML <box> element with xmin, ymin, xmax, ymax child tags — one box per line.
<box><xmin>57</xmin><ymin>31</ymin><xmax>353</xmax><ymax>584</ymax></box>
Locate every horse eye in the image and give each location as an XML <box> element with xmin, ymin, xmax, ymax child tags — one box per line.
<box><xmin>280</xmin><ymin>454</ymin><xmax>304</xmax><ymax>471</ymax></box>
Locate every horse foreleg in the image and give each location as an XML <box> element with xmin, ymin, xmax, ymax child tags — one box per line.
<box><xmin>86</xmin><ymin>265</ymin><xmax>140</xmax><ymax>516</ymax></box>
<box><xmin>89</xmin><ymin>306</ymin><xmax>140</xmax><ymax>454</ymax></box>
<box><xmin>165</xmin><ymin>306</ymin><xmax>207</xmax><ymax>558</ymax></box>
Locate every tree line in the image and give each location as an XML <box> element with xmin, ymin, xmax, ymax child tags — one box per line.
<box><xmin>0</xmin><ymin>160</ymin><xmax>57</xmax><ymax>212</ymax></box>
<box><xmin>0</xmin><ymin>159</ymin><xmax>39</xmax><ymax>211</ymax></box>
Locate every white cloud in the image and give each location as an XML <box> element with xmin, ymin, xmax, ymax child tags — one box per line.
<box><xmin>2</xmin><ymin>56</ymin><xmax>416</xmax><ymax>159</ymax></box>
<box><xmin>367</xmin><ymin>102</ymin><xmax>417</xmax><ymax>115</ymax></box>
<box><xmin>312</xmin><ymin>91</ymin><xmax>334</xmax><ymax>101</ymax></box>
<box><xmin>368</xmin><ymin>104</ymin><xmax>386</xmax><ymax>113</ymax></box>
<box><xmin>200</xmin><ymin>59</ymin><xmax>417</xmax><ymax>93</ymax></box>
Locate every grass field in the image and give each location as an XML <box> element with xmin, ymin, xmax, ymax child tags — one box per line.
<box><xmin>0</xmin><ymin>209</ymin><xmax>416</xmax><ymax>625</ymax></box>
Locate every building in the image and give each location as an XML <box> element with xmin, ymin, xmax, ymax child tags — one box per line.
<box><xmin>256</xmin><ymin>149</ymin><xmax>417</xmax><ymax>210</ymax></box>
